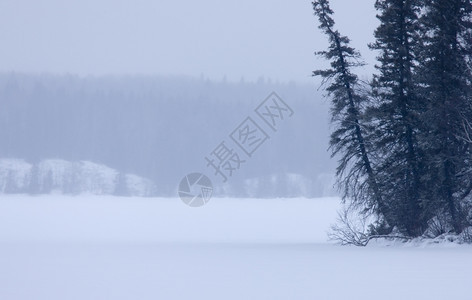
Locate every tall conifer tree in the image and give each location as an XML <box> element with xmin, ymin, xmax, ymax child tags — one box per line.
<box><xmin>368</xmin><ymin>0</ymin><xmax>425</xmax><ymax>236</ymax></box>
<box><xmin>312</xmin><ymin>0</ymin><xmax>390</xmax><ymax>224</ymax></box>
<box><xmin>418</xmin><ymin>0</ymin><xmax>472</xmax><ymax>233</ymax></box>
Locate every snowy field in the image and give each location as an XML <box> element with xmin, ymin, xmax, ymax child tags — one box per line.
<box><xmin>0</xmin><ymin>195</ymin><xmax>470</xmax><ymax>300</ymax></box>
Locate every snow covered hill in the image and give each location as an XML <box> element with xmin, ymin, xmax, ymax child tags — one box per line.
<box><xmin>0</xmin><ymin>158</ymin><xmax>335</xmax><ymax>198</ymax></box>
<box><xmin>0</xmin><ymin>158</ymin><xmax>157</xmax><ymax>196</ymax></box>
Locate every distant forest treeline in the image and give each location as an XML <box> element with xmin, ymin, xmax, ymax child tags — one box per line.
<box><xmin>0</xmin><ymin>73</ymin><xmax>336</xmax><ymax>197</ymax></box>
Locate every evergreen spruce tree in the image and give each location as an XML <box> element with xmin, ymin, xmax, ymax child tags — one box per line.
<box><xmin>312</xmin><ymin>0</ymin><xmax>390</xmax><ymax>224</ymax></box>
<box><xmin>28</xmin><ymin>165</ymin><xmax>41</xmax><ymax>194</ymax></box>
<box><xmin>417</xmin><ymin>0</ymin><xmax>472</xmax><ymax>233</ymax></box>
<box><xmin>314</xmin><ymin>0</ymin><xmax>472</xmax><ymax>242</ymax></box>
<box><xmin>368</xmin><ymin>0</ymin><xmax>426</xmax><ymax>236</ymax></box>
<box><xmin>4</xmin><ymin>170</ymin><xmax>18</xmax><ymax>194</ymax></box>
<box><xmin>42</xmin><ymin>170</ymin><xmax>54</xmax><ymax>194</ymax></box>
<box><xmin>114</xmin><ymin>173</ymin><xmax>129</xmax><ymax>196</ymax></box>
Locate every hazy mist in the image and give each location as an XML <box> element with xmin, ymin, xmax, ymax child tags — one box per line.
<box><xmin>0</xmin><ymin>0</ymin><xmax>377</xmax><ymax>82</ymax></box>
<box><xmin>0</xmin><ymin>1</ymin><xmax>380</xmax><ymax>197</ymax></box>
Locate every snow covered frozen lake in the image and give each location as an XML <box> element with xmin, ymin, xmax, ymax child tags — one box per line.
<box><xmin>0</xmin><ymin>195</ymin><xmax>470</xmax><ymax>299</ymax></box>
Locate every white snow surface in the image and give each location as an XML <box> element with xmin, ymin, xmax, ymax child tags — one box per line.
<box><xmin>0</xmin><ymin>195</ymin><xmax>470</xmax><ymax>300</ymax></box>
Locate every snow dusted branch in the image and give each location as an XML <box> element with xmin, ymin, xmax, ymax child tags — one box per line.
<box><xmin>458</xmin><ymin>118</ymin><xmax>472</xmax><ymax>144</ymax></box>
<box><xmin>328</xmin><ymin>206</ymin><xmax>409</xmax><ymax>246</ymax></box>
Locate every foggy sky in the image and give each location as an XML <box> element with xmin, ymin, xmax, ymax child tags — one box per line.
<box><xmin>0</xmin><ymin>0</ymin><xmax>378</xmax><ymax>83</ymax></box>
